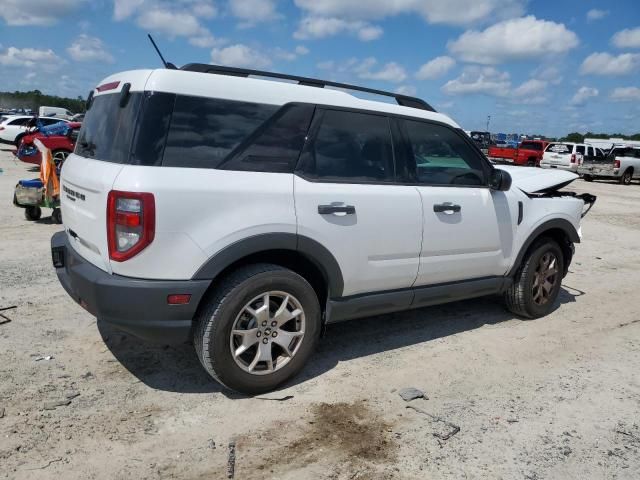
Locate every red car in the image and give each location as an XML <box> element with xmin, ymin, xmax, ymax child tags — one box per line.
<box><xmin>16</xmin><ymin>122</ymin><xmax>81</xmax><ymax>167</ymax></box>
<box><xmin>488</xmin><ymin>140</ymin><xmax>548</xmax><ymax>167</ymax></box>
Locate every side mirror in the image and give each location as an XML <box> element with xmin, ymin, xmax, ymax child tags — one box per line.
<box><xmin>489</xmin><ymin>169</ymin><xmax>512</xmax><ymax>191</ymax></box>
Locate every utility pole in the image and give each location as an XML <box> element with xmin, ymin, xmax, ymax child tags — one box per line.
<box><xmin>486</xmin><ymin>115</ymin><xmax>491</xmax><ymax>132</ymax></box>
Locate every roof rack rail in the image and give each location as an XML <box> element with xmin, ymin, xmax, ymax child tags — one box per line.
<box><xmin>180</xmin><ymin>63</ymin><xmax>436</xmax><ymax>113</ymax></box>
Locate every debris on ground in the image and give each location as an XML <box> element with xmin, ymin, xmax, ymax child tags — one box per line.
<box><xmin>227</xmin><ymin>441</ymin><xmax>236</xmax><ymax>479</ymax></box>
<box><xmin>43</xmin><ymin>399</ymin><xmax>72</xmax><ymax>410</ymax></box>
<box><xmin>398</xmin><ymin>387</ymin><xmax>427</xmax><ymax>402</ymax></box>
<box><xmin>0</xmin><ymin>305</ymin><xmax>16</xmax><ymax>324</ymax></box>
<box><xmin>0</xmin><ymin>407</ymin><xmax>5</xmax><ymax>418</ymax></box>
<box><xmin>256</xmin><ymin>395</ymin><xmax>294</xmax><ymax>401</ymax></box>
<box><xmin>406</xmin><ymin>404</ymin><xmax>460</xmax><ymax>441</ymax></box>
<box><xmin>208</xmin><ymin>439</ymin><xmax>216</xmax><ymax>450</ymax></box>
<box><xmin>35</xmin><ymin>355</ymin><xmax>54</xmax><ymax>362</ymax></box>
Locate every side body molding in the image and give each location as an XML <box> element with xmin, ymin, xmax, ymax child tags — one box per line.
<box><xmin>507</xmin><ymin>218</ymin><xmax>580</xmax><ymax>277</ymax></box>
<box><xmin>192</xmin><ymin>233</ymin><xmax>345</xmax><ymax>297</ymax></box>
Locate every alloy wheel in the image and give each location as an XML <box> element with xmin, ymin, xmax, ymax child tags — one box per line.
<box><xmin>532</xmin><ymin>252</ymin><xmax>558</xmax><ymax>305</ymax></box>
<box><xmin>230</xmin><ymin>291</ymin><xmax>305</xmax><ymax>375</ymax></box>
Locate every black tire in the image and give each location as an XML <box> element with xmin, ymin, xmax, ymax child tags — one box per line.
<box><xmin>24</xmin><ymin>206</ymin><xmax>42</xmax><ymax>221</ymax></box>
<box><xmin>527</xmin><ymin>158</ymin><xmax>535</xmax><ymax>167</ymax></box>
<box><xmin>583</xmin><ymin>175</ymin><xmax>593</xmax><ymax>182</ymax></box>
<box><xmin>194</xmin><ymin>263</ymin><xmax>321</xmax><ymax>394</ymax></box>
<box><xmin>504</xmin><ymin>237</ymin><xmax>564</xmax><ymax>319</ymax></box>
<box><xmin>52</xmin><ymin>208</ymin><xmax>62</xmax><ymax>224</ymax></box>
<box><xmin>620</xmin><ymin>169</ymin><xmax>633</xmax><ymax>185</ymax></box>
<box><xmin>14</xmin><ymin>134</ymin><xmax>25</xmax><ymax>148</ymax></box>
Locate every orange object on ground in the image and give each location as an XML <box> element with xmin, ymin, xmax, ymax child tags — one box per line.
<box><xmin>35</xmin><ymin>138</ymin><xmax>60</xmax><ymax>203</ymax></box>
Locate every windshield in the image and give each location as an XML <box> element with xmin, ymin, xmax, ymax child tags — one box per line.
<box><xmin>520</xmin><ymin>141</ymin><xmax>542</xmax><ymax>151</ymax></box>
<box><xmin>546</xmin><ymin>143</ymin><xmax>572</xmax><ymax>154</ymax></box>
<box><xmin>75</xmin><ymin>92</ymin><xmax>142</xmax><ymax>162</ymax></box>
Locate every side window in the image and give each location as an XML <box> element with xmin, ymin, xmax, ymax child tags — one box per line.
<box><xmin>9</xmin><ymin>118</ymin><xmax>29</xmax><ymax>126</ymax></box>
<box><xmin>402</xmin><ymin>119</ymin><xmax>487</xmax><ymax>186</ymax></box>
<box><xmin>576</xmin><ymin>145</ymin><xmax>586</xmax><ymax>155</ymax></box>
<box><xmin>163</xmin><ymin>95</ymin><xmax>278</xmax><ymax>169</ymax></box>
<box><xmin>302</xmin><ymin>109</ymin><xmax>395</xmax><ymax>182</ymax></box>
<box><xmin>220</xmin><ymin>104</ymin><xmax>315</xmax><ymax>173</ymax></box>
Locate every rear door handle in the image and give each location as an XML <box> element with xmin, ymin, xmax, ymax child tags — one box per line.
<box><xmin>433</xmin><ymin>203</ymin><xmax>461</xmax><ymax>213</ymax></box>
<box><xmin>318</xmin><ymin>204</ymin><xmax>356</xmax><ymax>215</ymax></box>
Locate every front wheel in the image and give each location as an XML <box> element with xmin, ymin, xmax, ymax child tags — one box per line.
<box><xmin>194</xmin><ymin>264</ymin><xmax>321</xmax><ymax>394</ymax></box>
<box><xmin>51</xmin><ymin>208</ymin><xmax>62</xmax><ymax>224</ymax></box>
<box><xmin>504</xmin><ymin>238</ymin><xmax>564</xmax><ymax>319</ymax></box>
<box><xmin>24</xmin><ymin>206</ymin><xmax>42</xmax><ymax>221</ymax></box>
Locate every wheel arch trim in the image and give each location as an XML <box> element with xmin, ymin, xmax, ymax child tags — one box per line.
<box><xmin>508</xmin><ymin>219</ymin><xmax>579</xmax><ymax>278</ymax></box>
<box><xmin>192</xmin><ymin>233</ymin><xmax>344</xmax><ymax>297</ymax></box>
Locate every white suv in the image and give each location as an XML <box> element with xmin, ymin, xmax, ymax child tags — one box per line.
<box><xmin>51</xmin><ymin>65</ymin><xmax>596</xmax><ymax>394</ymax></box>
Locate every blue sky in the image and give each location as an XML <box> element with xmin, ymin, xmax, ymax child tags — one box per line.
<box><xmin>1</xmin><ymin>0</ymin><xmax>639</xmax><ymax>136</ymax></box>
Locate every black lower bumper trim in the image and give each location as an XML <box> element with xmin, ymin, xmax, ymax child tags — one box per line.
<box><xmin>51</xmin><ymin>231</ymin><xmax>211</xmax><ymax>343</ymax></box>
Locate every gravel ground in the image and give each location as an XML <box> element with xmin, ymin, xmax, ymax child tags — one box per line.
<box><xmin>1</xmin><ymin>148</ymin><xmax>639</xmax><ymax>479</ymax></box>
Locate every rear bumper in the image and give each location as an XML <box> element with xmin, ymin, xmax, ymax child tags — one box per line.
<box><xmin>51</xmin><ymin>231</ymin><xmax>210</xmax><ymax>344</ymax></box>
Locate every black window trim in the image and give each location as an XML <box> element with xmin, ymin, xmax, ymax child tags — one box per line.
<box><xmin>392</xmin><ymin>116</ymin><xmax>493</xmax><ymax>189</ymax></box>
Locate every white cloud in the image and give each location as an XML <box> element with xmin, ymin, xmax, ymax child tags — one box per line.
<box><xmin>294</xmin><ymin>17</ymin><xmax>383</xmax><ymax>41</ymax></box>
<box><xmin>293</xmin><ymin>0</ymin><xmax>525</xmax><ymax>26</ymax></box>
<box><xmin>531</xmin><ymin>65</ymin><xmax>563</xmax><ymax>85</ymax></box>
<box><xmin>0</xmin><ymin>0</ymin><xmax>83</xmax><ymax>26</ymax></box>
<box><xmin>586</xmin><ymin>9</ymin><xmax>608</xmax><ymax>21</ymax></box>
<box><xmin>611</xmin><ymin>27</ymin><xmax>640</xmax><ymax>49</ymax></box>
<box><xmin>442</xmin><ymin>66</ymin><xmax>510</xmax><ymax>96</ymax></box>
<box><xmin>274</xmin><ymin>46</ymin><xmax>310</xmax><ymax>62</ymax></box>
<box><xmin>512</xmin><ymin>79</ymin><xmax>547</xmax><ymax>97</ymax></box>
<box><xmin>570</xmin><ymin>86</ymin><xmax>599</xmax><ymax>105</ymax></box>
<box><xmin>67</xmin><ymin>35</ymin><xmax>114</xmax><ymax>63</ymax></box>
<box><xmin>0</xmin><ymin>46</ymin><xmax>61</xmax><ymax>67</ymax></box>
<box><xmin>211</xmin><ymin>44</ymin><xmax>271</xmax><ymax>69</ymax></box>
<box><xmin>610</xmin><ymin>87</ymin><xmax>640</xmax><ymax>102</ymax></box>
<box><xmin>448</xmin><ymin>16</ymin><xmax>579</xmax><ymax>65</ymax></box>
<box><xmin>114</xmin><ymin>0</ymin><xmax>217</xmax><ymax>48</ymax></box>
<box><xmin>295</xmin><ymin>46</ymin><xmax>310</xmax><ymax>56</ymax></box>
<box><xmin>230</xmin><ymin>0</ymin><xmax>280</xmax><ymax>27</ymax></box>
<box><xmin>580</xmin><ymin>52</ymin><xmax>640</xmax><ymax>76</ymax></box>
<box><xmin>395</xmin><ymin>85</ymin><xmax>417</xmax><ymax>96</ymax></box>
<box><xmin>416</xmin><ymin>56</ymin><xmax>455</xmax><ymax>80</ymax></box>
<box><xmin>358</xmin><ymin>61</ymin><xmax>407</xmax><ymax>83</ymax></box>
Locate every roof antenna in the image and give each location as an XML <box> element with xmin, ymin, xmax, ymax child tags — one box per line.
<box><xmin>147</xmin><ymin>34</ymin><xmax>177</xmax><ymax>69</ymax></box>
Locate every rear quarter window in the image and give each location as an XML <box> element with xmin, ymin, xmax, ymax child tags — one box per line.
<box><xmin>162</xmin><ymin>95</ymin><xmax>279</xmax><ymax>169</ymax></box>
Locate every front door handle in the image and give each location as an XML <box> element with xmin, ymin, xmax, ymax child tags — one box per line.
<box><xmin>433</xmin><ymin>203</ymin><xmax>461</xmax><ymax>214</ymax></box>
<box><xmin>318</xmin><ymin>204</ymin><xmax>356</xmax><ymax>215</ymax></box>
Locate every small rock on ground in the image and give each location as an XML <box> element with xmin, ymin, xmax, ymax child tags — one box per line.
<box><xmin>398</xmin><ymin>387</ymin><xmax>427</xmax><ymax>402</ymax></box>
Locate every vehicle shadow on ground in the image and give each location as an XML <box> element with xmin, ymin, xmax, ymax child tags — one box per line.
<box><xmin>99</xmin><ymin>286</ymin><xmax>581</xmax><ymax>397</ymax></box>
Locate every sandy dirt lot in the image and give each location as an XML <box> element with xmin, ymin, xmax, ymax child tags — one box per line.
<box><xmin>1</xmin><ymin>148</ymin><xmax>639</xmax><ymax>479</ymax></box>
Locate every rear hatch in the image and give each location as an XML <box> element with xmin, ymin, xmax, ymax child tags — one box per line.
<box><xmin>60</xmin><ymin>71</ymin><xmax>152</xmax><ymax>273</ymax></box>
<box><xmin>543</xmin><ymin>143</ymin><xmax>574</xmax><ymax>168</ymax></box>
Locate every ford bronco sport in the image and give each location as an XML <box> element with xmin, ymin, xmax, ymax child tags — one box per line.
<box><xmin>51</xmin><ymin>64</ymin><xmax>596</xmax><ymax>394</ymax></box>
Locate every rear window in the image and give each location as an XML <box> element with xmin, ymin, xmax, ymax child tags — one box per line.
<box><xmin>546</xmin><ymin>143</ymin><xmax>572</xmax><ymax>154</ymax></box>
<box><xmin>519</xmin><ymin>141</ymin><xmax>542</xmax><ymax>151</ymax></box>
<box><xmin>75</xmin><ymin>92</ymin><xmax>142</xmax><ymax>163</ymax></box>
<box><xmin>162</xmin><ymin>95</ymin><xmax>278</xmax><ymax>169</ymax></box>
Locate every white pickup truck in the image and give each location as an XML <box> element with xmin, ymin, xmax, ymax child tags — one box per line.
<box><xmin>578</xmin><ymin>146</ymin><xmax>640</xmax><ymax>185</ymax></box>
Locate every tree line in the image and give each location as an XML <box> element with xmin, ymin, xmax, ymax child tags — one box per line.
<box><xmin>0</xmin><ymin>90</ymin><xmax>85</xmax><ymax>114</ymax></box>
<box><xmin>560</xmin><ymin>132</ymin><xmax>640</xmax><ymax>143</ymax></box>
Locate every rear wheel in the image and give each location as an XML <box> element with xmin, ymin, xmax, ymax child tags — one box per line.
<box><xmin>527</xmin><ymin>158</ymin><xmax>536</xmax><ymax>167</ymax></box>
<box><xmin>24</xmin><ymin>206</ymin><xmax>42</xmax><ymax>221</ymax></box>
<box><xmin>505</xmin><ymin>237</ymin><xmax>564</xmax><ymax>319</ymax></box>
<box><xmin>51</xmin><ymin>208</ymin><xmax>62</xmax><ymax>224</ymax></box>
<box><xmin>620</xmin><ymin>169</ymin><xmax>633</xmax><ymax>185</ymax></box>
<box><xmin>194</xmin><ymin>264</ymin><xmax>321</xmax><ymax>394</ymax></box>
<box><xmin>14</xmin><ymin>134</ymin><xmax>25</xmax><ymax>148</ymax></box>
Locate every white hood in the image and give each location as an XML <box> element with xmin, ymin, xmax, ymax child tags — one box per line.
<box><xmin>496</xmin><ymin>165</ymin><xmax>578</xmax><ymax>194</ymax></box>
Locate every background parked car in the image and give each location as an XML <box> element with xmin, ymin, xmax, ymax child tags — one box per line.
<box><xmin>488</xmin><ymin>139</ymin><xmax>548</xmax><ymax>166</ymax></box>
<box><xmin>38</xmin><ymin>106</ymin><xmax>75</xmax><ymax>120</ymax></box>
<box><xmin>16</xmin><ymin>122</ymin><xmax>81</xmax><ymax>169</ymax></box>
<box><xmin>540</xmin><ymin>142</ymin><xmax>584</xmax><ymax>172</ymax></box>
<box><xmin>0</xmin><ymin>116</ymin><xmax>71</xmax><ymax>146</ymax></box>
<box><xmin>579</xmin><ymin>146</ymin><xmax>640</xmax><ymax>185</ymax></box>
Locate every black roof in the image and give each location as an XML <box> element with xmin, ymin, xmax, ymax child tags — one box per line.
<box><xmin>180</xmin><ymin>63</ymin><xmax>436</xmax><ymax>113</ymax></box>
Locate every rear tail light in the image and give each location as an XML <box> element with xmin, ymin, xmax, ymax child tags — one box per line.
<box><xmin>107</xmin><ymin>190</ymin><xmax>155</xmax><ymax>262</ymax></box>
<box><xmin>614</xmin><ymin>159</ymin><xmax>621</xmax><ymax>168</ymax></box>
<box><xmin>570</xmin><ymin>154</ymin><xmax>577</xmax><ymax>164</ymax></box>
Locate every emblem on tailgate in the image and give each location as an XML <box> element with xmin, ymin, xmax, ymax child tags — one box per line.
<box><xmin>63</xmin><ymin>185</ymin><xmax>86</xmax><ymax>201</ymax></box>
